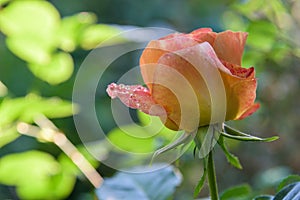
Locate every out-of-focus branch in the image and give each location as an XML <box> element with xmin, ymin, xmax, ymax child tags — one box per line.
<box><xmin>17</xmin><ymin>115</ymin><xmax>103</xmax><ymax>188</ymax></box>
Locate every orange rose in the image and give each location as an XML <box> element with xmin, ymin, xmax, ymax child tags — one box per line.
<box><xmin>107</xmin><ymin>28</ymin><xmax>259</xmax><ymax>132</ymax></box>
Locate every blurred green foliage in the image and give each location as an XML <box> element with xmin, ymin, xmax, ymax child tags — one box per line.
<box><xmin>0</xmin><ymin>0</ymin><xmax>299</xmax><ymax>199</ymax></box>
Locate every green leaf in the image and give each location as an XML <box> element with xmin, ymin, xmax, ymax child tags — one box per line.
<box><xmin>193</xmin><ymin>157</ymin><xmax>208</xmax><ymax>198</ymax></box>
<box><xmin>108</xmin><ymin>111</ymin><xmax>179</xmax><ymax>154</ymax></box>
<box><xmin>222</xmin><ymin>124</ymin><xmax>279</xmax><ymax>142</ymax></box>
<box><xmin>6</xmin><ymin>36</ymin><xmax>53</xmax><ymax>65</ymax></box>
<box><xmin>0</xmin><ymin>126</ymin><xmax>19</xmax><ymax>148</ymax></box>
<box><xmin>0</xmin><ymin>0</ymin><xmax>9</xmax><ymax>6</ymax></box>
<box><xmin>217</xmin><ymin>135</ymin><xmax>242</xmax><ymax>169</ymax></box>
<box><xmin>0</xmin><ymin>94</ymin><xmax>74</xmax><ymax>126</ymax></box>
<box><xmin>57</xmin><ymin>12</ymin><xmax>97</xmax><ymax>52</ymax></box>
<box><xmin>0</xmin><ymin>150</ymin><xmax>76</xmax><ymax>199</ymax></box>
<box><xmin>246</xmin><ymin>21</ymin><xmax>277</xmax><ymax>52</ymax></box>
<box><xmin>108</xmin><ymin>125</ymin><xmax>156</xmax><ymax>153</ymax></box>
<box><xmin>0</xmin><ymin>0</ymin><xmax>59</xmax><ymax>38</ymax></box>
<box><xmin>277</xmin><ymin>175</ymin><xmax>300</xmax><ymax>192</ymax></box>
<box><xmin>28</xmin><ymin>52</ymin><xmax>74</xmax><ymax>85</ymax></box>
<box><xmin>220</xmin><ymin>184</ymin><xmax>251</xmax><ymax>200</ymax></box>
<box><xmin>0</xmin><ymin>1</ymin><xmax>59</xmax><ymax>64</ymax></box>
<box><xmin>80</xmin><ymin>24</ymin><xmax>123</xmax><ymax>49</ymax></box>
<box><xmin>96</xmin><ymin>164</ymin><xmax>182</xmax><ymax>200</ymax></box>
<box><xmin>274</xmin><ymin>182</ymin><xmax>300</xmax><ymax>200</ymax></box>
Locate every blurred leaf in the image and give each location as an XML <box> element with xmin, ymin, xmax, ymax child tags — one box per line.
<box><xmin>108</xmin><ymin>125</ymin><xmax>155</xmax><ymax>153</ymax></box>
<box><xmin>0</xmin><ymin>150</ymin><xmax>75</xmax><ymax>199</ymax></box>
<box><xmin>220</xmin><ymin>184</ymin><xmax>251</xmax><ymax>200</ymax></box>
<box><xmin>222</xmin><ymin>11</ymin><xmax>247</xmax><ymax>31</ymax></box>
<box><xmin>277</xmin><ymin>175</ymin><xmax>300</xmax><ymax>192</ymax></box>
<box><xmin>254</xmin><ymin>166</ymin><xmax>291</xmax><ymax>189</ymax></box>
<box><xmin>274</xmin><ymin>182</ymin><xmax>300</xmax><ymax>200</ymax></box>
<box><xmin>234</xmin><ymin>0</ymin><xmax>266</xmax><ymax>19</ymax></box>
<box><xmin>6</xmin><ymin>36</ymin><xmax>53</xmax><ymax>65</ymax></box>
<box><xmin>58</xmin><ymin>12</ymin><xmax>97</xmax><ymax>52</ymax></box>
<box><xmin>217</xmin><ymin>135</ymin><xmax>242</xmax><ymax>169</ymax></box>
<box><xmin>80</xmin><ymin>24</ymin><xmax>123</xmax><ymax>49</ymax></box>
<box><xmin>0</xmin><ymin>0</ymin><xmax>59</xmax><ymax>64</ymax></box>
<box><xmin>96</xmin><ymin>164</ymin><xmax>182</xmax><ymax>200</ymax></box>
<box><xmin>0</xmin><ymin>93</ymin><xmax>74</xmax><ymax>126</ymax></box>
<box><xmin>0</xmin><ymin>126</ymin><xmax>19</xmax><ymax>148</ymax></box>
<box><xmin>0</xmin><ymin>0</ymin><xmax>59</xmax><ymax>39</ymax></box>
<box><xmin>246</xmin><ymin>21</ymin><xmax>277</xmax><ymax>52</ymax></box>
<box><xmin>28</xmin><ymin>52</ymin><xmax>74</xmax><ymax>85</ymax></box>
<box><xmin>0</xmin><ymin>0</ymin><xmax>9</xmax><ymax>6</ymax></box>
<box><xmin>0</xmin><ymin>81</ymin><xmax>7</xmax><ymax>97</ymax></box>
<box><xmin>108</xmin><ymin>111</ymin><xmax>178</xmax><ymax>153</ymax></box>
<box><xmin>137</xmin><ymin>110</ymin><xmax>177</xmax><ymax>140</ymax></box>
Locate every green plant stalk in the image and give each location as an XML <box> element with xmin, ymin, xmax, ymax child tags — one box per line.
<box><xmin>207</xmin><ymin>150</ymin><xmax>219</xmax><ymax>200</ymax></box>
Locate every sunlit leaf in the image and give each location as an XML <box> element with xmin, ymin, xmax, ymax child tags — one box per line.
<box><xmin>108</xmin><ymin>126</ymin><xmax>155</xmax><ymax>153</ymax></box>
<box><xmin>80</xmin><ymin>24</ymin><xmax>123</xmax><ymax>49</ymax></box>
<box><xmin>220</xmin><ymin>184</ymin><xmax>251</xmax><ymax>200</ymax></box>
<box><xmin>0</xmin><ymin>150</ymin><xmax>75</xmax><ymax>199</ymax></box>
<box><xmin>234</xmin><ymin>0</ymin><xmax>266</xmax><ymax>19</ymax></box>
<box><xmin>222</xmin><ymin>11</ymin><xmax>247</xmax><ymax>31</ymax></box>
<box><xmin>0</xmin><ymin>81</ymin><xmax>8</xmax><ymax>97</ymax></box>
<box><xmin>96</xmin><ymin>164</ymin><xmax>182</xmax><ymax>200</ymax></box>
<box><xmin>58</xmin><ymin>12</ymin><xmax>97</xmax><ymax>52</ymax></box>
<box><xmin>246</xmin><ymin>21</ymin><xmax>277</xmax><ymax>52</ymax></box>
<box><xmin>28</xmin><ymin>52</ymin><xmax>74</xmax><ymax>85</ymax></box>
<box><xmin>137</xmin><ymin>110</ymin><xmax>176</xmax><ymax>139</ymax></box>
<box><xmin>6</xmin><ymin>36</ymin><xmax>53</xmax><ymax>65</ymax></box>
<box><xmin>0</xmin><ymin>0</ymin><xmax>9</xmax><ymax>6</ymax></box>
<box><xmin>0</xmin><ymin>94</ymin><xmax>74</xmax><ymax>127</ymax></box>
<box><xmin>0</xmin><ymin>0</ymin><xmax>59</xmax><ymax>39</ymax></box>
<box><xmin>0</xmin><ymin>126</ymin><xmax>19</xmax><ymax>148</ymax></box>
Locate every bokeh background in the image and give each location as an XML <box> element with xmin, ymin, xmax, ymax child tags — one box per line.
<box><xmin>0</xmin><ymin>0</ymin><xmax>299</xmax><ymax>199</ymax></box>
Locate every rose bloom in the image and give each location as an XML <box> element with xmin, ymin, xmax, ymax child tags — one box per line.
<box><xmin>107</xmin><ymin>28</ymin><xmax>259</xmax><ymax>132</ymax></box>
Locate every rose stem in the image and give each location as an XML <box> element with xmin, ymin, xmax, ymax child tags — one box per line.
<box><xmin>207</xmin><ymin>150</ymin><xmax>219</xmax><ymax>200</ymax></box>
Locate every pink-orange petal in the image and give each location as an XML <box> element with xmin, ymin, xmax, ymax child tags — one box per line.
<box><xmin>213</xmin><ymin>31</ymin><xmax>248</xmax><ymax>66</ymax></box>
<box><xmin>140</xmin><ymin>35</ymin><xmax>200</xmax><ymax>90</ymax></box>
<box><xmin>238</xmin><ymin>103</ymin><xmax>260</xmax><ymax>120</ymax></box>
<box><xmin>189</xmin><ymin>28</ymin><xmax>217</xmax><ymax>45</ymax></box>
<box><xmin>106</xmin><ymin>83</ymin><xmax>165</xmax><ymax>116</ymax></box>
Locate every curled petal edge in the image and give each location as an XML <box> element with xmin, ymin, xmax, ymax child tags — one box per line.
<box><xmin>106</xmin><ymin>83</ymin><xmax>166</xmax><ymax>116</ymax></box>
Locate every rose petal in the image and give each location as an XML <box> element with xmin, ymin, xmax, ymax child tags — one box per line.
<box><xmin>140</xmin><ymin>34</ymin><xmax>199</xmax><ymax>91</ymax></box>
<box><xmin>106</xmin><ymin>83</ymin><xmax>165</xmax><ymax>116</ymax></box>
<box><xmin>213</xmin><ymin>31</ymin><xmax>248</xmax><ymax>65</ymax></box>
<box><xmin>220</xmin><ymin>73</ymin><xmax>258</xmax><ymax>120</ymax></box>
<box><xmin>238</xmin><ymin>103</ymin><xmax>260</xmax><ymax>120</ymax></box>
<box><xmin>152</xmin><ymin>42</ymin><xmax>229</xmax><ymax>131</ymax></box>
<box><xmin>189</xmin><ymin>28</ymin><xmax>217</xmax><ymax>45</ymax></box>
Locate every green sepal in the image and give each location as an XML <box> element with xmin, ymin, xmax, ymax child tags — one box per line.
<box><xmin>222</xmin><ymin>124</ymin><xmax>279</xmax><ymax>142</ymax></box>
<box><xmin>193</xmin><ymin>156</ymin><xmax>208</xmax><ymax>198</ymax></box>
<box><xmin>151</xmin><ymin>131</ymin><xmax>195</xmax><ymax>163</ymax></box>
<box><xmin>217</xmin><ymin>135</ymin><xmax>242</xmax><ymax>169</ymax></box>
